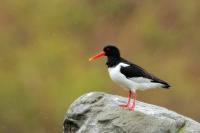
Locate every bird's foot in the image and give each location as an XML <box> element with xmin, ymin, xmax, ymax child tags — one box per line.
<box><xmin>119</xmin><ymin>104</ymin><xmax>135</xmax><ymax>111</ymax></box>
<box><xmin>130</xmin><ymin>107</ymin><xmax>135</xmax><ymax>112</ymax></box>
<box><xmin>119</xmin><ymin>104</ymin><xmax>129</xmax><ymax>108</ymax></box>
<box><xmin>124</xmin><ymin>104</ymin><xmax>135</xmax><ymax>112</ymax></box>
<box><xmin>119</xmin><ymin>102</ymin><xmax>135</xmax><ymax>111</ymax></box>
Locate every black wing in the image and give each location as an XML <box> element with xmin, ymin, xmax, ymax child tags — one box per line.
<box><xmin>120</xmin><ymin>59</ymin><xmax>170</xmax><ymax>88</ymax></box>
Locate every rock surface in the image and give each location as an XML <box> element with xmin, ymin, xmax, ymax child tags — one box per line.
<box><xmin>63</xmin><ymin>92</ymin><xmax>200</xmax><ymax>133</ymax></box>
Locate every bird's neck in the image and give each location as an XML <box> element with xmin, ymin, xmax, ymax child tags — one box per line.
<box><xmin>106</xmin><ymin>56</ymin><xmax>121</xmax><ymax>68</ymax></box>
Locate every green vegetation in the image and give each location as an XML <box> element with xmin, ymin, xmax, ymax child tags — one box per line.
<box><xmin>0</xmin><ymin>0</ymin><xmax>200</xmax><ymax>132</ymax></box>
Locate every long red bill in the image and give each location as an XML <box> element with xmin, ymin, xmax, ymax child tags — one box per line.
<box><xmin>89</xmin><ymin>51</ymin><xmax>105</xmax><ymax>61</ymax></box>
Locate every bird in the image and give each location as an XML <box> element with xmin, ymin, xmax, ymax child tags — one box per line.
<box><xmin>89</xmin><ymin>45</ymin><xmax>170</xmax><ymax>111</ymax></box>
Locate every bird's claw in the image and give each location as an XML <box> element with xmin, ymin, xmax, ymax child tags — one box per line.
<box><xmin>119</xmin><ymin>104</ymin><xmax>129</xmax><ymax>108</ymax></box>
<box><xmin>119</xmin><ymin>104</ymin><xmax>135</xmax><ymax>111</ymax></box>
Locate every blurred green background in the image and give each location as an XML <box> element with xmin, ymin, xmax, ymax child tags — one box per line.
<box><xmin>0</xmin><ymin>0</ymin><xmax>200</xmax><ymax>132</ymax></box>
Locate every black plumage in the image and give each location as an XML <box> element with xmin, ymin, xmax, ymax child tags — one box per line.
<box><xmin>103</xmin><ymin>45</ymin><xmax>170</xmax><ymax>89</ymax></box>
<box><xmin>120</xmin><ymin>58</ymin><xmax>170</xmax><ymax>89</ymax></box>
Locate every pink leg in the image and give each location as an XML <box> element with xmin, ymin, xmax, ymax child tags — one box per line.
<box><xmin>130</xmin><ymin>91</ymin><xmax>136</xmax><ymax>111</ymax></box>
<box><xmin>119</xmin><ymin>91</ymin><xmax>131</xmax><ymax>108</ymax></box>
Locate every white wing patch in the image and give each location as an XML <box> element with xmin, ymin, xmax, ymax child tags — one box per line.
<box><xmin>119</xmin><ymin>63</ymin><xmax>130</xmax><ymax>67</ymax></box>
<box><xmin>129</xmin><ymin>77</ymin><xmax>152</xmax><ymax>83</ymax></box>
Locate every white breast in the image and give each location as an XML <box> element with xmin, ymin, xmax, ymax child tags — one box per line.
<box><xmin>108</xmin><ymin>63</ymin><xmax>136</xmax><ymax>90</ymax></box>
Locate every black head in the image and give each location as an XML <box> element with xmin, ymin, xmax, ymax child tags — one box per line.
<box><xmin>103</xmin><ymin>45</ymin><xmax>120</xmax><ymax>58</ymax></box>
<box><xmin>89</xmin><ymin>45</ymin><xmax>121</xmax><ymax>67</ymax></box>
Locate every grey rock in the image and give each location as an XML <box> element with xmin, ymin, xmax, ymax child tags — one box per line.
<box><xmin>63</xmin><ymin>92</ymin><xmax>200</xmax><ymax>133</ymax></box>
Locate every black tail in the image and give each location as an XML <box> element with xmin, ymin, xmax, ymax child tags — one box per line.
<box><xmin>151</xmin><ymin>78</ymin><xmax>171</xmax><ymax>89</ymax></box>
<box><xmin>162</xmin><ymin>83</ymin><xmax>171</xmax><ymax>89</ymax></box>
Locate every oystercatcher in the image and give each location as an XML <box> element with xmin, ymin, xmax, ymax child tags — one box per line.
<box><xmin>89</xmin><ymin>45</ymin><xmax>170</xmax><ymax>111</ymax></box>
